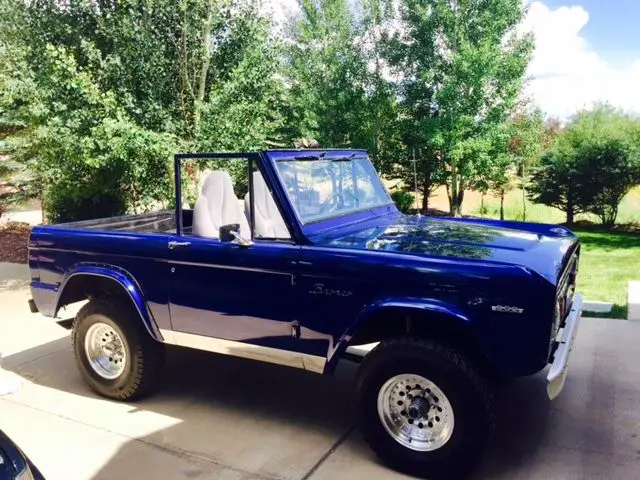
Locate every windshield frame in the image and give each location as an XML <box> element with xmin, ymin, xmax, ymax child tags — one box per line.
<box><xmin>271</xmin><ymin>151</ymin><xmax>394</xmax><ymax>226</ymax></box>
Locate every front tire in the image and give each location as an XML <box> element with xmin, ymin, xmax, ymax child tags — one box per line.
<box><xmin>355</xmin><ymin>337</ymin><xmax>495</xmax><ymax>480</ymax></box>
<box><xmin>72</xmin><ymin>299</ymin><xmax>164</xmax><ymax>401</ymax></box>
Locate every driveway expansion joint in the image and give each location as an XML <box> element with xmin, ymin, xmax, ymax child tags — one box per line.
<box><xmin>301</xmin><ymin>423</ymin><xmax>356</xmax><ymax>480</ymax></box>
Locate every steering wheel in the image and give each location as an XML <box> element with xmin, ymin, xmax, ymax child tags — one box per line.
<box><xmin>318</xmin><ymin>191</ymin><xmax>358</xmax><ymax>214</ymax></box>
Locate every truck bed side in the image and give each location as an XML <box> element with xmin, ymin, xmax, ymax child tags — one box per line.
<box><xmin>29</xmin><ymin>223</ymin><xmax>173</xmax><ymax>335</ymax></box>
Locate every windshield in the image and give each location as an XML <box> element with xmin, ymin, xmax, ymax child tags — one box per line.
<box><xmin>275</xmin><ymin>155</ymin><xmax>392</xmax><ymax>224</ymax></box>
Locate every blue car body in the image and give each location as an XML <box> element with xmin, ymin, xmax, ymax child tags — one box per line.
<box><xmin>28</xmin><ymin>150</ymin><xmax>580</xmax><ymax>381</ymax></box>
<box><xmin>0</xmin><ymin>430</ymin><xmax>44</xmax><ymax>480</ymax></box>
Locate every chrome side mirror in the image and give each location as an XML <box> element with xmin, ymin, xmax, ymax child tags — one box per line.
<box><xmin>219</xmin><ymin>224</ymin><xmax>254</xmax><ymax>247</ymax></box>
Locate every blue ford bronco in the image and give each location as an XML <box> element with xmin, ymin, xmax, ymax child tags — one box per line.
<box><xmin>28</xmin><ymin>150</ymin><xmax>582</xmax><ymax>479</ymax></box>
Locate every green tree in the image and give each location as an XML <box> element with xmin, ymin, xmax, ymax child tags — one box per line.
<box><xmin>577</xmin><ymin>138</ymin><xmax>640</xmax><ymax>226</ymax></box>
<box><xmin>285</xmin><ymin>0</ymin><xmax>372</xmax><ymax>148</ymax></box>
<box><xmin>505</xmin><ymin>108</ymin><xmax>546</xmax><ymax>220</ymax></box>
<box><xmin>386</xmin><ymin>0</ymin><xmax>533</xmax><ymax>216</ymax></box>
<box><xmin>528</xmin><ymin>148</ymin><xmax>586</xmax><ymax>224</ymax></box>
<box><xmin>0</xmin><ymin>0</ymin><xmax>288</xmax><ymax>221</ymax></box>
<box><xmin>528</xmin><ymin>104</ymin><xmax>640</xmax><ymax>226</ymax></box>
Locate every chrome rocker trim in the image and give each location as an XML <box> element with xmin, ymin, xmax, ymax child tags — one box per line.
<box><xmin>159</xmin><ymin>329</ymin><xmax>326</xmax><ymax>374</ymax></box>
<box><xmin>346</xmin><ymin>343</ymin><xmax>379</xmax><ymax>357</ymax></box>
<box><xmin>547</xmin><ymin>293</ymin><xmax>583</xmax><ymax>400</ymax></box>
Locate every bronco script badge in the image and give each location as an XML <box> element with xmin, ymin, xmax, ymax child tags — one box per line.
<box><xmin>309</xmin><ymin>283</ymin><xmax>354</xmax><ymax>297</ymax></box>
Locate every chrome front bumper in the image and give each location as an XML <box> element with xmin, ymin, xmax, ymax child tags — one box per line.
<box><xmin>547</xmin><ymin>293</ymin><xmax>583</xmax><ymax>400</ymax></box>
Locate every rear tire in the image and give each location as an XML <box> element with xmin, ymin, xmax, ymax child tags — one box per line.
<box><xmin>355</xmin><ymin>337</ymin><xmax>495</xmax><ymax>480</ymax></box>
<box><xmin>72</xmin><ymin>299</ymin><xmax>164</xmax><ymax>401</ymax></box>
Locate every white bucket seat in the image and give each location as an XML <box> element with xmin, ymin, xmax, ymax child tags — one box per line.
<box><xmin>245</xmin><ymin>171</ymin><xmax>290</xmax><ymax>239</ymax></box>
<box><xmin>193</xmin><ymin>170</ymin><xmax>250</xmax><ymax>239</ymax></box>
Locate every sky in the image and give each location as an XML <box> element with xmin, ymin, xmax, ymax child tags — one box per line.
<box><xmin>268</xmin><ymin>0</ymin><xmax>640</xmax><ymax>119</ymax></box>
<box><xmin>521</xmin><ymin>0</ymin><xmax>640</xmax><ymax>119</ymax></box>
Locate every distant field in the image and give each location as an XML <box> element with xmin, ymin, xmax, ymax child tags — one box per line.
<box><xmin>419</xmin><ymin>185</ymin><xmax>640</xmax><ymax>225</ymax></box>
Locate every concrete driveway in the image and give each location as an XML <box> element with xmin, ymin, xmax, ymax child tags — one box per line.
<box><xmin>1</xmin><ymin>265</ymin><xmax>640</xmax><ymax>479</ymax></box>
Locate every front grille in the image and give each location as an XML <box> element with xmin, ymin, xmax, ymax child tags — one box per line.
<box><xmin>557</xmin><ymin>250</ymin><xmax>579</xmax><ymax>326</ymax></box>
<box><xmin>549</xmin><ymin>249</ymin><xmax>579</xmax><ymax>359</ymax></box>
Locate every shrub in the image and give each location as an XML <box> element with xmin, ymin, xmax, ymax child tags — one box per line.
<box><xmin>37</xmin><ymin>119</ymin><xmax>176</xmax><ymax>223</ymax></box>
<box><xmin>391</xmin><ymin>189</ymin><xmax>415</xmax><ymax>213</ymax></box>
<box><xmin>45</xmin><ymin>181</ymin><xmax>127</xmax><ymax>224</ymax></box>
<box><xmin>529</xmin><ymin>105</ymin><xmax>640</xmax><ymax>227</ymax></box>
<box><xmin>528</xmin><ymin>151</ymin><xmax>587</xmax><ymax>224</ymax></box>
<box><xmin>578</xmin><ymin>139</ymin><xmax>640</xmax><ymax>226</ymax></box>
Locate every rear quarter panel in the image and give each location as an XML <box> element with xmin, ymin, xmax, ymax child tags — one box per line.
<box><xmin>29</xmin><ymin>226</ymin><xmax>172</xmax><ymax>332</ymax></box>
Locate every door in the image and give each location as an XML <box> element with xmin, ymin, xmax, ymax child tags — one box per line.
<box><xmin>167</xmin><ymin>236</ymin><xmax>301</xmax><ymax>353</ymax></box>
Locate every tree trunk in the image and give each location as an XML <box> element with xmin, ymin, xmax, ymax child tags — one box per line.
<box><xmin>193</xmin><ymin>0</ymin><xmax>215</xmax><ymax>133</ymax></box>
<box><xmin>567</xmin><ymin>208</ymin><xmax>574</xmax><ymax>225</ymax></box>
<box><xmin>500</xmin><ymin>190</ymin><xmax>505</xmax><ymax>221</ymax></box>
<box><xmin>480</xmin><ymin>193</ymin><xmax>484</xmax><ymax>218</ymax></box>
<box><xmin>447</xmin><ymin>168</ymin><xmax>464</xmax><ymax>217</ymax></box>
<box><xmin>422</xmin><ymin>189</ymin><xmax>429</xmax><ymax>213</ymax></box>
<box><xmin>567</xmin><ymin>191</ymin><xmax>574</xmax><ymax>225</ymax></box>
<box><xmin>521</xmin><ymin>163</ymin><xmax>527</xmax><ymax>221</ymax></box>
<box><xmin>456</xmin><ymin>189</ymin><xmax>464</xmax><ymax>216</ymax></box>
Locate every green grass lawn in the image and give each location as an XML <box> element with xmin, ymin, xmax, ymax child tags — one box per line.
<box><xmin>573</xmin><ymin>229</ymin><xmax>640</xmax><ymax>319</ymax></box>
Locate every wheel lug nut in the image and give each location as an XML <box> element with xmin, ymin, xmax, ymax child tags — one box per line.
<box><xmin>435</xmin><ymin>416</ymin><xmax>440</xmax><ymax>422</ymax></box>
<box><xmin>418</xmin><ymin>422</ymin><xmax>424</xmax><ymax>429</ymax></box>
<box><xmin>401</xmin><ymin>410</ymin><xmax>407</xmax><ymax>416</ymax></box>
<box><xmin>397</xmin><ymin>400</ymin><xmax>403</xmax><ymax>406</ymax></box>
<box><xmin>408</xmin><ymin>419</ymin><xmax>414</xmax><ymax>424</ymax></box>
<box><xmin>428</xmin><ymin>421</ymin><xmax>433</xmax><ymax>428</ymax></box>
<box><xmin>399</xmin><ymin>391</ymin><xmax>405</xmax><ymax>397</ymax></box>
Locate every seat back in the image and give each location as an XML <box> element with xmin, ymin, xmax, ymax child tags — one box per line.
<box><xmin>193</xmin><ymin>170</ymin><xmax>250</xmax><ymax>239</ymax></box>
<box><xmin>245</xmin><ymin>171</ymin><xmax>290</xmax><ymax>239</ymax></box>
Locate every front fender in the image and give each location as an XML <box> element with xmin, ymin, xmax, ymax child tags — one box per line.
<box><xmin>326</xmin><ymin>297</ymin><xmax>478</xmax><ymax>373</ymax></box>
<box><xmin>55</xmin><ymin>264</ymin><xmax>162</xmax><ymax>341</ymax></box>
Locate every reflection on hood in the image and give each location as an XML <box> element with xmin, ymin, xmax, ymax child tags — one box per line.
<box><xmin>312</xmin><ymin>214</ymin><xmax>577</xmax><ymax>282</ymax></box>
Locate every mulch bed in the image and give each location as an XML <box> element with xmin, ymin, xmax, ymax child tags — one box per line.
<box><xmin>0</xmin><ymin>222</ymin><xmax>31</xmax><ymax>263</ymax></box>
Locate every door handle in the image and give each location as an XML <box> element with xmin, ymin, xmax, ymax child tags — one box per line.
<box><xmin>168</xmin><ymin>240</ymin><xmax>191</xmax><ymax>250</ymax></box>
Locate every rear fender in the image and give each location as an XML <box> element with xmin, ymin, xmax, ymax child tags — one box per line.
<box><xmin>326</xmin><ymin>297</ymin><xmax>477</xmax><ymax>373</ymax></box>
<box><xmin>55</xmin><ymin>264</ymin><xmax>162</xmax><ymax>341</ymax></box>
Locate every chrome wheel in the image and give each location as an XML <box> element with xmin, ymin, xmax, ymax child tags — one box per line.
<box><xmin>377</xmin><ymin>374</ymin><xmax>454</xmax><ymax>452</ymax></box>
<box><xmin>84</xmin><ymin>323</ymin><xmax>127</xmax><ymax>380</ymax></box>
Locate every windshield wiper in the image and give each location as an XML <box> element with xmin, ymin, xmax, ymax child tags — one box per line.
<box><xmin>293</xmin><ymin>152</ymin><xmax>326</xmax><ymax>161</ymax></box>
<box><xmin>331</xmin><ymin>154</ymin><xmax>368</xmax><ymax>162</ymax></box>
<box><xmin>289</xmin><ymin>152</ymin><xmax>368</xmax><ymax>162</ymax></box>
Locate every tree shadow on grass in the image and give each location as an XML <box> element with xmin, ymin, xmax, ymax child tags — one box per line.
<box><xmin>573</xmin><ymin>228</ymin><xmax>640</xmax><ymax>251</ymax></box>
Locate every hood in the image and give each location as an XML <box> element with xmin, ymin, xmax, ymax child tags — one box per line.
<box><xmin>310</xmin><ymin>214</ymin><xmax>579</xmax><ymax>284</ymax></box>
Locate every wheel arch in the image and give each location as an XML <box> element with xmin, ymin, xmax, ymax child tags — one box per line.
<box><xmin>327</xmin><ymin>298</ymin><xmax>492</xmax><ymax>374</ymax></box>
<box><xmin>55</xmin><ymin>265</ymin><xmax>162</xmax><ymax>341</ymax></box>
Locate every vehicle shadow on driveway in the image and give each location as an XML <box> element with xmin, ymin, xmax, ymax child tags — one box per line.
<box><xmin>0</xmin><ymin>334</ymin><xmax>558</xmax><ymax>479</ymax></box>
